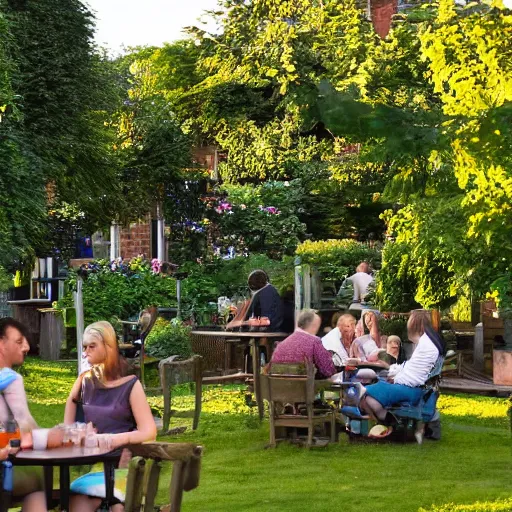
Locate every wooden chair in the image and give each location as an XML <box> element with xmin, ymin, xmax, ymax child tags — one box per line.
<box><xmin>159</xmin><ymin>355</ymin><xmax>203</xmax><ymax>433</ymax></box>
<box><xmin>124</xmin><ymin>442</ymin><xmax>203</xmax><ymax>512</ymax></box>
<box><xmin>260</xmin><ymin>361</ymin><xmax>336</xmax><ymax>448</ymax></box>
<box><xmin>120</xmin><ymin>306</ymin><xmax>159</xmax><ymax>388</ymax></box>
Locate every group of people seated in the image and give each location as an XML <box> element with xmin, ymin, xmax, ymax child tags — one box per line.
<box><xmin>0</xmin><ymin>317</ymin><xmax>157</xmax><ymax>512</ymax></box>
<box><xmin>269</xmin><ymin>307</ymin><xmax>444</xmax><ymax>440</ymax></box>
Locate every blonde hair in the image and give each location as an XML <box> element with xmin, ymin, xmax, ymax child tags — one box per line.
<box><xmin>83</xmin><ymin>321</ymin><xmax>124</xmax><ymax>382</ymax></box>
<box><xmin>337</xmin><ymin>314</ymin><xmax>356</xmax><ymax>328</ymax></box>
<box><xmin>387</xmin><ymin>335</ymin><xmax>401</xmax><ymax>346</ymax></box>
<box><xmin>407</xmin><ymin>310</ymin><xmax>432</xmax><ymax>340</ymax></box>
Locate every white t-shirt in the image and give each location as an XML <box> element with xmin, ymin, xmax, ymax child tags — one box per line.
<box><xmin>321</xmin><ymin>328</ymin><xmax>349</xmax><ymax>366</ymax></box>
<box><xmin>348</xmin><ymin>272</ymin><xmax>373</xmax><ymax>302</ymax></box>
<box><xmin>393</xmin><ymin>333</ymin><xmax>439</xmax><ymax>387</ymax></box>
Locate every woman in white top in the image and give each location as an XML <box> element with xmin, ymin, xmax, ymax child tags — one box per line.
<box><xmin>359</xmin><ymin>310</ymin><xmax>444</xmax><ymax>435</ymax></box>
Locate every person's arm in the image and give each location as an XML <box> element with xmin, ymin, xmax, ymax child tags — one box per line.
<box><xmin>110</xmin><ymin>380</ymin><xmax>157</xmax><ymax>449</ymax></box>
<box><xmin>3</xmin><ymin>377</ymin><xmax>38</xmax><ymax>431</ymax></box>
<box><xmin>64</xmin><ymin>375</ymin><xmax>83</xmax><ymax>425</ymax></box>
<box><xmin>313</xmin><ymin>342</ymin><xmax>336</xmax><ymax>378</ymax></box>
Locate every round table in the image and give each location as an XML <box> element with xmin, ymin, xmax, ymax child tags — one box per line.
<box><xmin>11</xmin><ymin>445</ymin><xmax>121</xmax><ymax>512</ymax></box>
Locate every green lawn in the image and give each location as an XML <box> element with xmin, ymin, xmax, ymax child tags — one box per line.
<box><xmin>23</xmin><ymin>358</ymin><xmax>512</xmax><ymax>512</ymax></box>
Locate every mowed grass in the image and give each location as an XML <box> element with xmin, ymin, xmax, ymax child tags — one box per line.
<box><xmin>23</xmin><ymin>358</ymin><xmax>512</xmax><ymax>512</ymax></box>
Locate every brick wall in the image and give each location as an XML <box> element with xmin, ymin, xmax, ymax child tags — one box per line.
<box><xmin>120</xmin><ymin>220</ymin><xmax>152</xmax><ymax>260</ymax></box>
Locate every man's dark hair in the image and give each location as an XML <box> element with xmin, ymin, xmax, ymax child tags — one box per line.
<box><xmin>248</xmin><ymin>270</ymin><xmax>269</xmax><ymax>291</ymax></box>
<box><xmin>0</xmin><ymin>317</ymin><xmax>28</xmax><ymax>339</ymax></box>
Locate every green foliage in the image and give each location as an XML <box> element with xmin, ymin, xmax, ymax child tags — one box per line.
<box><xmin>208</xmin><ymin>181</ymin><xmax>307</xmax><ymax>257</ymax></box>
<box><xmin>56</xmin><ymin>257</ymin><xmax>177</xmax><ymax>326</ymax></box>
<box><xmin>296</xmin><ymin>239</ymin><xmax>381</xmax><ymax>281</ymax></box>
<box><xmin>181</xmin><ymin>254</ymin><xmax>294</xmax><ymax>316</ymax></box>
<box><xmin>0</xmin><ymin>265</ymin><xmax>12</xmax><ymax>292</ymax></box>
<box><xmin>374</xmin><ymin>242</ymin><xmax>420</xmax><ymax>312</ymax></box>
<box><xmin>379</xmin><ymin>316</ymin><xmax>409</xmax><ymax>341</ymax></box>
<box><xmin>145</xmin><ymin>318</ymin><xmax>193</xmax><ymax>359</ymax></box>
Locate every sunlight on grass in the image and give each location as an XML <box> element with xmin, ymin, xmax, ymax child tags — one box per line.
<box><xmin>438</xmin><ymin>394</ymin><xmax>510</xmax><ymax>429</ymax></box>
<box><xmin>148</xmin><ymin>386</ymin><xmax>255</xmax><ymax>416</ymax></box>
<box><xmin>419</xmin><ymin>498</ymin><xmax>512</xmax><ymax>511</ymax></box>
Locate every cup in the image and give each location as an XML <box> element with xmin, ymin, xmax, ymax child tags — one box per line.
<box><xmin>96</xmin><ymin>434</ymin><xmax>113</xmax><ymax>451</ymax></box>
<box><xmin>84</xmin><ymin>434</ymin><xmax>98</xmax><ymax>449</ymax></box>
<box><xmin>32</xmin><ymin>428</ymin><xmax>50</xmax><ymax>451</ymax></box>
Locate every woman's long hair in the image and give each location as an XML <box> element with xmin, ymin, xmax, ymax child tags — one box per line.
<box><xmin>84</xmin><ymin>321</ymin><xmax>127</xmax><ymax>383</ymax></box>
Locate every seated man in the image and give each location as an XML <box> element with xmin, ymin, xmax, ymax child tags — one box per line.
<box><xmin>0</xmin><ymin>318</ymin><xmax>46</xmax><ymax>512</ymax></box>
<box><xmin>359</xmin><ymin>310</ymin><xmax>444</xmax><ymax>439</ymax></box>
<box><xmin>271</xmin><ymin>309</ymin><xmax>336</xmax><ymax>379</ymax></box>
<box><xmin>348</xmin><ymin>262</ymin><xmax>374</xmax><ymax>310</ymax></box>
<box><xmin>227</xmin><ymin>269</ymin><xmax>283</xmax><ymax>331</ymax></box>
<box><xmin>321</xmin><ymin>313</ymin><xmax>357</xmax><ymax>367</ymax></box>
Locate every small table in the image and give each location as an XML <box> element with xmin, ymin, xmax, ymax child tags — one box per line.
<box><xmin>11</xmin><ymin>445</ymin><xmax>121</xmax><ymax>512</ymax></box>
<box><xmin>191</xmin><ymin>330</ymin><xmax>288</xmax><ymax>420</ymax></box>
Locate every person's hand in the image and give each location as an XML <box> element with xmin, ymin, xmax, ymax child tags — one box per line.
<box><xmin>226</xmin><ymin>319</ymin><xmax>242</xmax><ymax>329</ymax></box>
<box><xmin>21</xmin><ymin>431</ymin><xmax>33</xmax><ymax>450</ymax></box>
<box><xmin>47</xmin><ymin>428</ymin><xmax>65</xmax><ymax>449</ymax></box>
<box><xmin>365</xmin><ymin>312</ymin><xmax>377</xmax><ymax>330</ymax></box>
<box><xmin>0</xmin><ymin>446</ymin><xmax>9</xmax><ymax>460</ymax></box>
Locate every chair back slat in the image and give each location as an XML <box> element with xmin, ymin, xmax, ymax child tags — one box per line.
<box><xmin>125</xmin><ymin>457</ymin><xmax>146</xmax><ymax>512</ymax></box>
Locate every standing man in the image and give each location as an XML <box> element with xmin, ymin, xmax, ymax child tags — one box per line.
<box><xmin>0</xmin><ymin>317</ymin><xmax>46</xmax><ymax>512</ymax></box>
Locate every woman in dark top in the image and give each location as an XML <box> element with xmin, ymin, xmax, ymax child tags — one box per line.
<box><xmin>64</xmin><ymin>321</ymin><xmax>156</xmax><ymax>512</ymax></box>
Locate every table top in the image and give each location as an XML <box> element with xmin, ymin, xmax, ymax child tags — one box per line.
<box><xmin>12</xmin><ymin>445</ymin><xmax>120</xmax><ymax>466</ymax></box>
<box><xmin>191</xmin><ymin>330</ymin><xmax>289</xmax><ymax>339</ymax></box>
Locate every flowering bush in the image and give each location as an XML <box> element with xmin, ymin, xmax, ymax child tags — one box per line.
<box><xmin>202</xmin><ymin>181</ymin><xmax>307</xmax><ymax>258</ymax></box>
<box><xmin>56</xmin><ymin>257</ymin><xmax>177</xmax><ymax>326</ymax></box>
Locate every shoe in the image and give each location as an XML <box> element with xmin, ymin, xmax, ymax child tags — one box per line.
<box><xmin>368</xmin><ymin>424</ymin><xmax>393</xmax><ymax>438</ymax></box>
<box><xmin>414</xmin><ymin>425</ymin><xmax>424</xmax><ymax>445</ymax></box>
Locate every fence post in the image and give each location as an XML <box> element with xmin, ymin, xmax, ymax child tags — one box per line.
<box><xmin>473</xmin><ymin>322</ymin><xmax>484</xmax><ymax>371</ymax></box>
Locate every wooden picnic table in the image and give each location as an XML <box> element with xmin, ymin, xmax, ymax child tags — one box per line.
<box><xmin>191</xmin><ymin>330</ymin><xmax>289</xmax><ymax>420</ymax></box>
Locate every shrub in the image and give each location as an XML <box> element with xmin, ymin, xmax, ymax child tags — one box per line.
<box><xmin>56</xmin><ymin>257</ymin><xmax>177</xmax><ymax>326</ymax></box>
<box><xmin>145</xmin><ymin>318</ymin><xmax>193</xmax><ymax>359</ymax></box>
<box><xmin>374</xmin><ymin>242</ymin><xmax>420</xmax><ymax>312</ymax></box>
<box><xmin>295</xmin><ymin>239</ymin><xmax>381</xmax><ymax>282</ymax></box>
<box><xmin>0</xmin><ymin>266</ymin><xmax>12</xmax><ymax>292</ymax></box>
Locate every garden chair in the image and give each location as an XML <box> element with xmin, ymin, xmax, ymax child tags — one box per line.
<box><xmin>120</xmin><ymin>306</ymin><xmax>158</xmax><ymax>388</ymax></box>
<box><xmin>159</xmin><ymin>355</ymin><xmax>203</xmax><ymax>433</ymax></box>
<box><xmin>260</xmin><ymin>360</ymin><xmax>337</xmax><ymax>448</ymax></box>
<box><xmin>124</xmin><ymin>442</ymin><xmax>203</xmax><ymax>512</ymax></box>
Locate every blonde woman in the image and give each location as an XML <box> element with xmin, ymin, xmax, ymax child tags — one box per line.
<box><xmin>64</xmin><ymin>321</ymin><xmax>156</xmax><ymax>512</ymax></box>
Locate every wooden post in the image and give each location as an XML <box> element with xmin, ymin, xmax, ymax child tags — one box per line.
<box><xmin>430</xmin><ymin>309</ymin><xmax>441</xmax><ymax>332</ymax></box>
<box><xmin>73</xmin><ymin>277</ymin><xmax>86</xmax><ymax>376</ymax></box>
<box><xmin>473</xmin><ymin>322</ymin><xmax>484</xmax><ymax>371</ymax></box>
